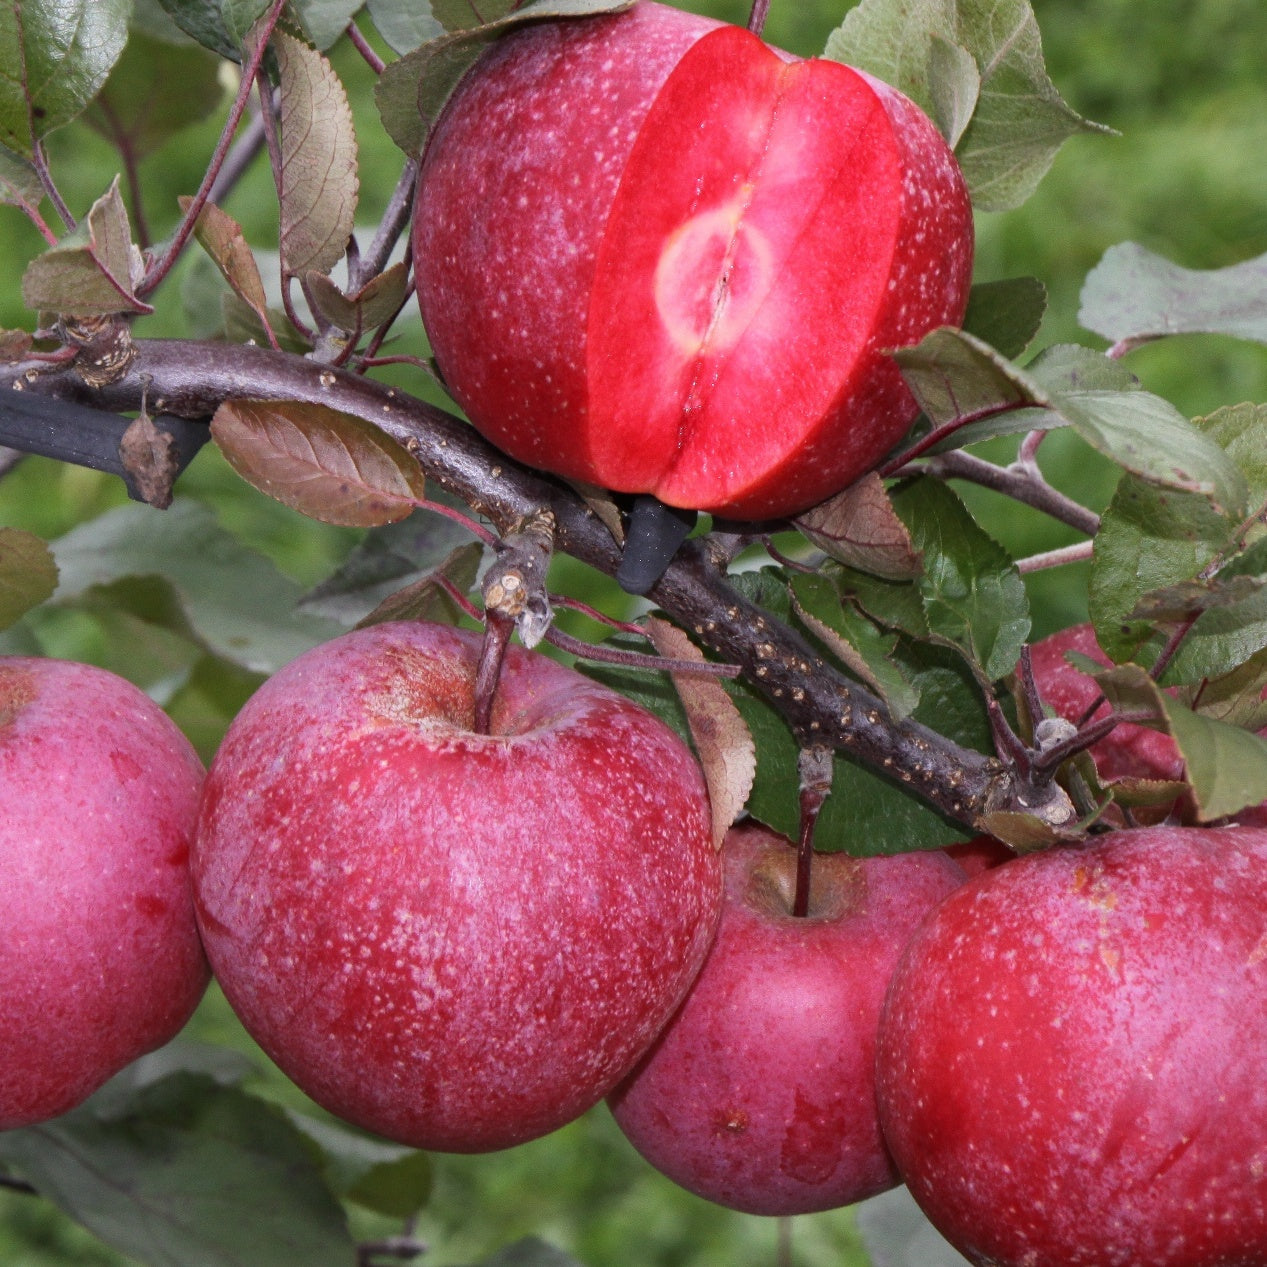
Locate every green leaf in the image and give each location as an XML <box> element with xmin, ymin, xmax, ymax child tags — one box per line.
<box><xmin>86</xmin><ymin>32</ymin><xmax>223</xmax><ymax>161</ymax></box>
<box><xmin>0</xmin><ymin>1073</ymin><xmax>355</xmax><ymax>1267</ymax></box>
<box><xmin>1094</xmin><ymin>662</ymin><xmax>1267</xmax><ymax>821</ymax></box>
<box><xmin>824</xmin><ymin>0</ymin><xmax>1110</xmax><ymax>212</ymax></box>
<box><xmin>791</xmin><ymin>573</ymin><xmax>921</xmax><ymax>719</ymax></box>
<box><xmin>365</xmin><ymin>0</ymin><xmax>443</xmax><ymax>53</ymax></box>
<box><xmin>890</xmin><ymin>476</ymin><xmax>1030</xmax><ymax>681</ymax></box>
<box><xmin>164</xmin><ymin>653</ymin><xmax>268</xmax><ymax>764</ymax></box>
<box><xmin>1079</xmin><ymin>241</ymin><xmax>1267</xmax><ymax>350</ymax></box>
<box><xmin>290</xmin><ymin>0</ymin><xmax>365</xmax><ymax>50</ymax></box>
<box><xmin>301</xmin><ymin>510</ymin><xmax>484</xmax><ymax>625</ymax></box>
<box><xmin>1163</xmin><ymin>697</ymin><xmax>1267</xmax><ymax>821</ymax></box>
<box><xmin>374</xmin><ymin>0</ymin><xmax>634</xmax><ymax>157</ymax></box>
<box><xmin>1161</xmin><ymin>586</ymin><xmax>1267</xmax><ymax>688</ymax></box>
<box><xmin>893</xmin><ymin>325</ymin><xmax>1047</xmax><ymax>430</ymax></box>
<box><xmin>0</xmin><ymin>0</ymin><xmax>131</xmax><ymax>158</ymax></box>
<box><xmin>0</xmin><ymin>142</ymin><xmax>43</xmax><ymax>209</ymax></box>
<box><xmin>353</xmin><ymin>541</ymin><xmax>484</xmax><ymax>629</ymax></box>
<box><xmin>1089</xmin><ymin>474</ymin><xmax>1235</xmax><ymax>665</ymax></box>
<box><xmin>274</xmin><ymin>31</ymin><xmax>359</xmax><ymax>279</ymax></box>
<box><xmin>45</xmin><ymin>500</ymin><xmax>341</xmax><ymax>674</ymax></box>
<box><xmin>0</xmin><ymin>527</ymin><xmax>58</xmax><ymax>629</ymax></box>
<box><xmin>1195</xmin><ymin>403</ymin><xmax>1267</xmax><ymax>533</ymax></box>
<box><xmin>926</xmin><ymin>34</ymin><xmax>978</xmax><ymax>148</ymax></box>
<box><xmin>961</xmin><ymin>276</ymin><xmax>1047</xmax><ymax>360</ymax></box>
<box><xmin>1054</xmin><ymin>389</ymin><xmax>1246</xmax><ymax>513</ymax></box>
<box><xmin>305</xmin><ymin>262</ymin><xmax>411</xmax><ymax>335</ymax></box>
<box><xmin>21</xmin><ymin>178</ymin><xmax>151</xmax><ymax>317</ymax></box>
<box><xmin>154</xmin><ymin>0</ymin><xmax>244</xmax><ymax>59</ymax></box>
<box><xmin>287</xmin><ymin>1113</ymin><xmax>431</xmax><ymax>1217</ymax></box>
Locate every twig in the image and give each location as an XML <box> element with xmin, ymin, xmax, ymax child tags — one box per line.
<box><xmin>1015</xmin><ymin>541</ymin><xmax>1093</xmax><ymax>573</ymax></box>
<box><xmin>924</xmin><ymin>449</ymin><xmax>1102</xmax><ymax>538</ymax></box>
<box><xmin>2</xmin><ymin>338</ymin><xmax>1055</xmax><ymax>832</ymax></box>
<box><xmin>140</xmin><ymin>0</ymin><xmax>289</xmax><ymax>296</ymax></box>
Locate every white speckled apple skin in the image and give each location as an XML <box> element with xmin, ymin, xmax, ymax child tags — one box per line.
<box><xmin>414</xmin><ymin>1</ymin><xmax>973</xmax><ymax>519</ymax></box>
<box><xmin>192</xmin><ymin>621</ymin><xmax>720</xmax><ymax>1152</ymax></box>
<box><xmin>0</xmin><ymin>658</ymin><xmax>208</xmax><ymax>1128</ymax></box>
<box><xmin>877</xmin><ymin>826</ymin><xmax>1267</xmax><ymax>1267</ymax></box>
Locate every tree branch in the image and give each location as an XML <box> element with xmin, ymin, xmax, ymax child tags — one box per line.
<box><xmin>1</xmin><ymin>337</ymin><xmax>1065</xmax><ymax>832</ymax></box>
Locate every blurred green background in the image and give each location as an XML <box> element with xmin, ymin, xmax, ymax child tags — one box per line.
<box><xmin>2</xmin><ymin>0</ymin><xmax>1267</xmax><ymax>1263</ymax></box>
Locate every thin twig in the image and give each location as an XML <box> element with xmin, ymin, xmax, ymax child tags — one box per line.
<box><xmin>1016</xmin><ymin>541</ymin><xmax>1093</xmax><ymax>573</ymax></box>
<box><xmin>140</xmin><ymin>0</ymin><xmax>289</xmax><ymax>296</ymax></box>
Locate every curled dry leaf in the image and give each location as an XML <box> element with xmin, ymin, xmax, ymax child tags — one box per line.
<box><xmin>119</xmin><ymin>412</ymin><xmax>179</xmax><ymax>508</ymax></box>
<box><xmin>180</xmin><ymin>197</ymin><xmax>272</xmax><ymax>334</ymax></box>
<box><xmin>210</xmin><ymin>399</ymin><xmax>426</xmax><ymax>527</ymax></box>
<box><xmin>645</xmin><ymin>615</ymin><xmax>755</xmax><ymax>849</ymax></box>
<box><xmin>795</xmin><ymin>472</ymin><xmax>922</xmax><ymax>579</ymax></box>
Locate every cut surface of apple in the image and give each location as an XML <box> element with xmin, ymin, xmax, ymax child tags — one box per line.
<box><xmin>414</xmin><ymin>1</ymin><xmax>973</xmax><ymax>519</ymax></box>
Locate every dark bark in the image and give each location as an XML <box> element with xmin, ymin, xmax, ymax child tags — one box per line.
<box><xmin>1</xmin><ymin>337</ymin><xmax>1071</xmax><ymax>831</ymax></box>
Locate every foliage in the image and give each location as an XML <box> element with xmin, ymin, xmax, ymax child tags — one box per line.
<box><xmin>1</xmin><ymin>0</ymin><xmax>1266</xmax><ymax>1264</ymax></box>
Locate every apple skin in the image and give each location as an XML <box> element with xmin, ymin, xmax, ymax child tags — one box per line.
<box><xmin>0</xmin><ymin>657</ymin><xmax>209</xmax><ymax>1129</ymax></box>
<box><xmin>192</xmin><ymin>620</ymin><xmax>721</xmax><ymax>1152</ymax></box>
<box><xmin>606</xmin><ymin>823</ymin><xmax>965</xmax><ymax>1215</ymax></box>
<box><xmin>944</xmin><ymin>834</ymin><xmax>1014</xmax><ymax>875</ymax></box>
<box><xmin>876</xmin><ymin>825</ymin><xmax>1267</xmax><ymax>1267</ymax></box>
<box><xmin>1027</xmin><ymin>622</ymin><xmax>1185</xmax><ymax>786</ymax></box>
<box><xmin>413</xmin><ymin>1</ymin><xmax>973</xmax><ymax>520</ymax></box>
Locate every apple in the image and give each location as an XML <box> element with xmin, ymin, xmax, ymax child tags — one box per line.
<box><xmin>192</xmin><ymin>620</ymin><xmax>721</xmax><ymax>1152</ymax></box>
<box><xmin>876</xmin><ymin>825</ymin><xmax>1267</xmax><ymax>1267</ymax></box>
<box><xmin>1026</xmin><ymin>622</ymin><xmax>1185</xmax><ymax>786</ymax></box>
<box><xmin>606</xmin><ymin>823</ymin><xmax>965</xmax><ymax>1215</ymax></box>
<box><xmin>0</xmin><ymin>657</ymin><xmax>208</xmax><ymax>1129</ymax></box>
<box><xmin>944</xmin><ymin>834</ymin><xmax>1014</xmax><ymax>875</ymax></box>
<box><xmin>413</xmin><ymin>1</ymin><xmax>974</xmax><ymax>520</ymax></box>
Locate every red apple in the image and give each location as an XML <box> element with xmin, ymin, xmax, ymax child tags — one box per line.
<box><xmin>413</xmin><ymin>1</ymin><xmax>973</xmax><ymax>520</ymax></box>
<box><xmin>606</xmin><ymin>823</ymin><xmax>965</xmax><ymax>1215</ymax></box>
<box><xmin>0</xmin><ymin>657</ymin><xmax>208</xmax><ymax>1128</ymax></box>
<box><xmin>944</xmin><ymin>834</ymin><xmax>1014</xmax><ymax>875</ymax></box>
<box><xmin>192</xmin><ymin>620</ymin><xmax>721</xmax><ymax>1152</ymax></box>
<box><xmin>876</xmin><ymin>825</ymin><xmax>1267</xmax><ymax>1267</ymax></box>
<box><xmin>1027</xmin><ymin>622</ymin><xmax>1185</xmax><ymax>786</ymax></box>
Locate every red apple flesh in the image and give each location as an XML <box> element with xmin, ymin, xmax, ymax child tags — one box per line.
<box><xmin>0</xmin><ymin>657</ymin><xmax>209</xmax><ymax>1128</ymax></box>
<box><xmin>607</xmin><ymin>823</ymin><xmax>965</xmax><ymax>1215</ymax></box>
<box><xmin>877</xmin><ymin>825</ymin><xmax>1267</xmax><ymax>1267</ymax></box>
<box><xmin>413</xmin><ymin>1</ymin><xmax>974</xmax><ymax>520</ymax></box>
<box><xmin>192</xmin><ymin>620</ymin><xmax>721</xmax><ymax>1152</ymax></box>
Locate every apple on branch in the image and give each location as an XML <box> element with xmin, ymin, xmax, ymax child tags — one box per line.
<box><xmin>192</xmin><ymin>620</ymin><xmax>722</xmax><ymax>1152</ymax></box>
<box><xmin>0</xmin><ymin>657</ymin><xmax>209</xmax><ymax>1128</ymax></box>
<box><xmin>877</xmin><ymin>824</ymin><xmax>1267</xmax><ymax>1267</ymax></box>
<box><xmin>607</xmin><ymin>822</ymin><xmax>965</xmax><ymax>1215</ymax></box>
<box><xmin>413</xmin><ymin>1</ymin><xmax>974</xmax><ymax>523</ymax></box>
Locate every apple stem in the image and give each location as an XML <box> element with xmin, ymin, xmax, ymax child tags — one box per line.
<box><xmin>793</xmin><ymin>746</ymin><xmax>834</xmax><ymax>917</ymax></box>
<box><xmin>747</xmin><ymin>0</ymin><xmax>771</xmax><ymax>36</ymax></box>
<box><xmin>474</xmin><ymin>611</ymin><xmax>514</xmax><ymax>735</ymax></box>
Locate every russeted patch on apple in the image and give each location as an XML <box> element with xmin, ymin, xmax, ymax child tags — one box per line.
<box><xmin>192</xmin><ymin>621</ymin><xmax>721</xmax><ymax>1153</ymax></box>
<box><xmin>414</xmin><ymin>1</ymin><xmax>973</xmax><ymax>520</ymax></box>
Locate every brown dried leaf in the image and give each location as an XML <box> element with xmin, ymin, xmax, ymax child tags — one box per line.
<box><xmin>180</xmin><ymin>196</ymin><xmax>271</xmax><ymax>322</ymax></box>
<box><xmin>795</xmin><ymin>473</ymin><xmax>923</xmax><ymax>579</ymax></box>
<box><xmin>0</xmin><ymin>329</ymin><xmax>33</xmax><ymax>362</ymax></box>
<box><xmin>645</xmin><ymin>615</ymin><xmax>755</xmax><ymax>849</ymax></box>
<box><xmin>119</xmin><ymin>412</ymin><xmax>179</xmax><ymax>508</ymax></box>
<box><xmin>20</xmin><ymin>179</ymin><xmax>149</xmax><ymax>317</ymax></box>
<box><xmin>274</xmin><ymin>31</ymin><xmax>359</xmax><ymax>278</ymax></box>
<box><xmin>211</xmin><ymin>399</ymin><xmax>425</xmax><ymax>527</ymax></box>
<box><xmin>0</xmin><ymin>527</ymin><xmax>58</xmax><ymax>630</ymax></box>
<box><xmin>306</xmin><ymin>261</ymin><xmax>410</xmax><ymax>334</ymax></box>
